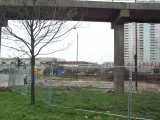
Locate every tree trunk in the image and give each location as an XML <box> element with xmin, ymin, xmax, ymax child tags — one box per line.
<box><xmin>31</xmin><ymin>55</ymin><xmax>35</xmax><ymax>104</ymax></box>
<box><xmin>30</xmin><ymin>19</ymin><xmax>35</xmax><ymax>105</ymax></box>
<box><xmin>31</xmin><ymin>21</ymin><xmax>35</xmax><ymax>104</ymax></box>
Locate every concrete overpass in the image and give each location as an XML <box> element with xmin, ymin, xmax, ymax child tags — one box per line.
<box><xmin>0</xmin><ymin>0</ymin><xmax>160</xmax><ymax>23</ymax></box>
<box><xmin>1</xmin><ymin>0</ymin><xmax>160</xmax><ymax>91</ymax></box>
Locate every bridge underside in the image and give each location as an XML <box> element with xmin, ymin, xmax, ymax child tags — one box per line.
<box><xmin>0</xmin><ymin>5</ymin><xmax>160</xmax><ymax>23</ymax></box>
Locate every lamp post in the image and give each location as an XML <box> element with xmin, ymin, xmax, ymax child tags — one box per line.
<box><xmin>73</xmin><ymin>28</ymin><xmax>79</xmax><ymax>80</ymax></box>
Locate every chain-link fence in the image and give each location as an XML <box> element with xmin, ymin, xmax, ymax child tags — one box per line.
<box><xmin>35</xmin><ymin>62</ymin><xmax>160</xmax><ymax>120</ymax></box>
<box><xmin>0</xmin><ymin>60</ymin><xmax>159</xmax><ymax>119</ymax></box>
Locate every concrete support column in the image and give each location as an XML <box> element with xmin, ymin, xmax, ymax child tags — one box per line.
<box><xmin>0</xmin><ymin>27</ymin><xmax>2</xmax><ymax>56</ymax></box>
<box><xmin>0</xmin><ymin>18</ymin><xmax>8</xmax><ymax>56</ymax></box>
<box><xmin>114</xmin><ymin>24</ymin><xmax>125</xmax><ymax>92</ymax></box>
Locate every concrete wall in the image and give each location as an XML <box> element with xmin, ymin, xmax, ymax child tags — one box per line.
<box><xmin>0</xmin><ymin>74</ymin><xmax>9</xmax><ymax>87</ymax></box>
<box><xmin>0</xmin><ymin>73</ymin><xmax>25</xmax><ymax>87</ymax></box>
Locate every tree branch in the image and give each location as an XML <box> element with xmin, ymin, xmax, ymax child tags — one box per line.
<box><xmin>34</xmin><ymin>22</ymin><xmax>64</xmax><ymax>56</ymax></box>
<box><xmin>3</xmin><ymin>27</ymin><xmax>31</xmax><ymax>52</ymax></box>
<box><xmin>1</xmin><ymin>44</ymin><xmax>30</xmax><ymax>56</ymax></box>
<box><xmin>38</xmin><ymin>45</ymin><xmax>70</xmax><ymax>56</ymax></box>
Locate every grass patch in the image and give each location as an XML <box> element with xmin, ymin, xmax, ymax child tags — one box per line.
<box><xmin>0</xmin><ymin>87</ymin><xmax>160</xmax><ymax>120</ymax></box>
<box><xmin>0</xmin><ymin>91</ymin><xmax>119</xmax><ymax>120</ymax></box>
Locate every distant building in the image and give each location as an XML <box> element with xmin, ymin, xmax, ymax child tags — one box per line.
<box><xmin>124</xmin><ymin>23</ymin><xmax>160</xmax><ymax>64</ymax></box>
<box><xmin>124</xmin><ymin>0</ymin><xmax>160</xmax><ymax>66</ymax></box>
<box><xmin>101</xmin><ymin>62</ymin><xmax>113</xmax><ymax>69</ymax></box>
<box><xmin>57</xmin><ymin>61</ymin><xmax>100</xmax><ymax>71</ymax></box>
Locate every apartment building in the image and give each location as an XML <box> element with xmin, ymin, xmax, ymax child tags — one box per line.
<box><xmin>124</xmin><ymin>22</ymin><xmax>160</xmax><ymax>65</ymax></box>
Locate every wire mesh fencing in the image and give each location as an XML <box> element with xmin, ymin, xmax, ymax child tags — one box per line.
<box><xmin>34</xmin><ymin>63</ymin><xmax>160</xmax><ymax>120</ymax></box>
<box><xmin>1</xmin><ymin>61</ymin><xmax>159</xmax><ymax>120</ymax></box>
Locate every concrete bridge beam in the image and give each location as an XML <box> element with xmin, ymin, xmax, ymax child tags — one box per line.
<box><xmin>112</xmin><ymin>9</ymin><xmax>130</xmax><ymax>28</ymax></box>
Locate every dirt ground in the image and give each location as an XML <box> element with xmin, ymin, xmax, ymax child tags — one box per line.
<box><xmin>39</xmin><ymin>79</ymin><xmax>160</xmax><ymax>93</ymax></box>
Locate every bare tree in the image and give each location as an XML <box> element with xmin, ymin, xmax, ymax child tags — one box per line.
<box><xmin>2</xmin><ymin>0</ymin><xmax>78</xmax><ymax>104</ymax></box>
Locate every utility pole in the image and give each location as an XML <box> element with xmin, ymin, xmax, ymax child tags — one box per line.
<box><xmin>135</xmin><ymin>22</ymin><xmax>138</xmax><ymax>91</ymax></box>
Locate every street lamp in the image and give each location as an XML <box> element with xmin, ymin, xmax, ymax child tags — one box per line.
<box><xmin>73</xmin><ymin>28</ymin><xmax>79</xmax><ymax>80</ymax></box>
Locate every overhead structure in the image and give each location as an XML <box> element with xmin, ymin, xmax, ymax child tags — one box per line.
<box><xmin>0</xmin><ymin>0</ymin><xmax>160</xmax><ymax>22</ymax></box>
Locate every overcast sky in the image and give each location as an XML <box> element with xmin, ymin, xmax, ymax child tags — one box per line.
<box><xmin>1</xmin><ymin>21</ymin><xmax>114</xmax><ymax>64</ymax></box>
<box><xmin>52</xmin><ymin>22</ymin><xmax>114</xmax><ymax>64</ymax></box>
